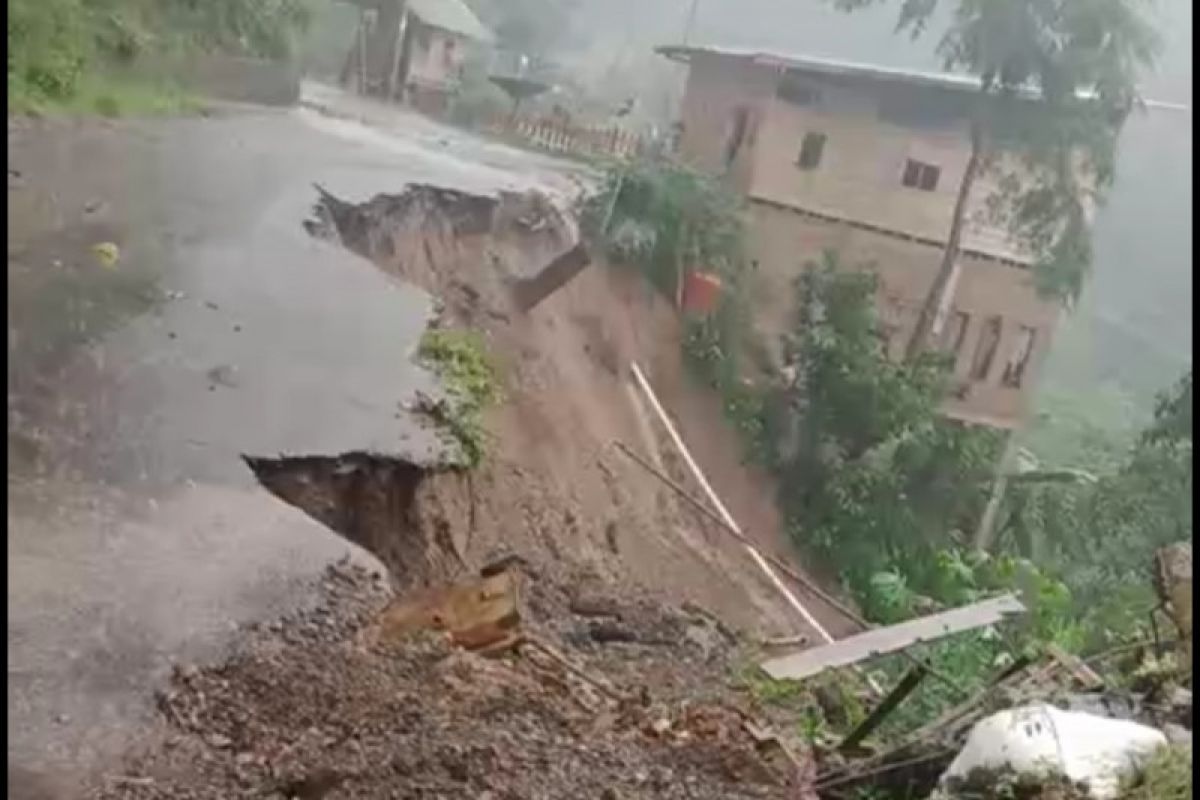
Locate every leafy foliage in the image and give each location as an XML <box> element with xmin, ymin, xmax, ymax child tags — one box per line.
<box><xmin>834</xmin><ymin>0</ymin><xmax>1161</xmax><ymax>303</ymax></box>
<box><xmin>417</xmin><ymin>328</ymin><xmax>502</xmax><ymax>468</ymax></box>
<box><xmin>8</xmin><ymin>0</ymin><xmax>313</xmax><ymax>111</ymax></box>
<box><xmin>585</xmin><ymin>159</ymin><xmax>746</xmax><ymax>299</ymax></box>
<box><xmin>997</xmin><ymin>368</ymin><xmax>1192</xmax><ymax>650</ymax></box>
<box><xmin>1120</xmin><ymin>743</ymin><xmax>1193</xmax><ymax>800</ymax></box>
<box><xmin>585</xmin><ymin>160</ymin><xmax>778</xmax><ymax>460</ymax></box>
<box><xmin>596</xmin><ymin>161</ymin><xmax>1188</xmax><ymax>737</ymax></box>
<box><xmin>8</xmin><ymin>0</ymin><xmax>91</xmax><ymax>101</ymax></box>
<box><xmin>1143</xmin><ymin>369</ymin><xmax>1192</xmax><ymax>448</ymax></box>
<box><xmin>768</xmin><ymin>255</ymin><xmax>1005</xmax><ymax>601</ymax></box>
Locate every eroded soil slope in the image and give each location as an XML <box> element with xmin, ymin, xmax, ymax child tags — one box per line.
<box><xmin>284</xmin><ymin>182</ymin><xmax>858</xmax><ymax>640</ymax></box>
<box><xmin>80</xmin><ymin>181</ymin><xmax>858</xmax><ymax>800</ymax></box>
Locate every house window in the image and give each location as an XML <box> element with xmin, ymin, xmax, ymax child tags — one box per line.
<box><xmin>941</xmin><ymin>310</ymin><xmax>971</xmax><ymax>358</ymax></box>
<box><xmin>723</xmin><ymin>106</ymin><xmax>750</xmax><ymax>167</ymax></box>
<box><xmin>902</xmin><ymin>158</ymin><xmax>941</xmax><ymax>191</ymax></box>
<box><xmin>970</xmin><ymin>316</ymin><xmax>1002</xmax><ymax>380</ymax></box>
<box><xmin>797</xmin><ymin>132</ymin><xmax>827</xmax><ymax>170</ymax></box>
<box><xmin>1001</xmin><ymin>325</ymin><xmax>1037</xmax><ymax>388</ymax></box>
<box><xmin>777</xmin><ymin>74</ymin><xmax>822</xmax><ymax>106</ymax></box>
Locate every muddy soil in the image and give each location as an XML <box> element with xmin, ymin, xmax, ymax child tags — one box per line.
<box><xmin>73</xmin><ymin>180</ymin><xmax>859</xmax><ymax>799</ymax></box>
<box><xmin>87</xmin><ymin>561</ymin><xmax>815</xmax><ymax>800</ymax></box>
<box><xmin>277</xmin><ymin>181</ymin><xmax>860</xmax><ymax>641</ymax></box>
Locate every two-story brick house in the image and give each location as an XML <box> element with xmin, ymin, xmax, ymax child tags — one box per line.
<box><xmin>657</xmin><ymin>44</ymin><xmax>1065</xmax><ymax>431</ymax></box>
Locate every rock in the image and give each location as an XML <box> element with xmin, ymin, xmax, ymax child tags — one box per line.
<box><xmin>1162</xmin><ymin>723</ymin><xmax>1192</xmax><ymax>746</ymax></box>
<box><xmin>206</xmin><ymin>733</ymin><xmax>232</xmax><ymax>749</ymax></box>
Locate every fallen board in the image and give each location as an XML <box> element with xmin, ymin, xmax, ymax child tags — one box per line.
<box><xmin>761</xmin><ymin>594</ymin><xmax>1026</xmax><ymax>681</ymax></box>
<box><xmin>375</xmin><ymin>567</ymin><xmax>521</xmax><ymax>651</ymax></box>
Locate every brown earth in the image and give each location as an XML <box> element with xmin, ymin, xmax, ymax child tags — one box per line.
<box><xmin>87</xmin><ymin>560</ymin><xmax>821</xmax><ymax>800</ymax></box>
<box><xmin>77</xmin><ymin>182</ymin><xmax>864</xmax><ymax>799</ymax></box>
<box><xmin>285</xmin><ymin>182</ymin><xmax>860</xmax><ymax>641</ymax></box>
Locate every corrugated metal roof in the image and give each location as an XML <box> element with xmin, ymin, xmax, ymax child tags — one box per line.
<box><xmin>656</xmin><ymin>43</ymin><xmax>1189</xmax><ymax>112</ymax></box>
<box><xmin>408</xmin><ymin>0</ymin><xmax>494</xmax><ymax>43</ymax></box>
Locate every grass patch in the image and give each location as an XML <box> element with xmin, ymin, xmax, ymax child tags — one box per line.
<box><xmin>1120</xmin><ymin>743</ymin><xmax>1192</xmax><ymax>800</ymax></box>
<box><xmin>8</xmin><ymin>0</ymin><xmax>305</xmax><ymax>118</ymax></box>
<box><xmin>417</xmin><ymin>328</ymin><xmax>502</xmax><ymax>468</ymax></box>
<box><xmin>9</xmin><ymin>70</ymin><xmax>203</xmax><ymax>117</ymax></box>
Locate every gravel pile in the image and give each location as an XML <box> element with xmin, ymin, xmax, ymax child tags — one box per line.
<box><xmin>91</xmin><ymin>561</ymin><xmax>813</xmax><ymax>800</ymax></box>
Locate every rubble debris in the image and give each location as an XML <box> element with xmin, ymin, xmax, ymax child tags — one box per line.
<box><xmin>587</xmin><ymin>620</ymin><xmax>641</xmax><ymax>644</ymax></box>
<box><xmin>374</xmin><ymin>566</ymin><xmax>522</xmax><ymax>652</ymax></box>
<box><xmin>761</xmin><ymin>633</ymin><xmax>811</xmax><ymax>649</ymax></box>
<box><xmin>1153</xmin><ymin>542</ymin><xmax>1192</xmax><ymax>671</ymax></box>
<box><xmin>811</xmin><ymin>653</ymin><xmax>1070</xmax><ymax>798</ymax></box>
<box><xmin>934</xmin><ymin>766</ymin><xmax>1093</xmax><ymax>800</ymax></box>
<box><xmin>761</xmin><ymin>594</ymin><xmax>1026</xmax><ymax>681</ymax></box>
<box><xmin>93</xmin><ymin>561</ymin><xmax>811</xmax><ymax>800</ymax></box>
<box><xmin>1046</xmin><ymin>643</ymin><xmax>1105</xmax><ymax>691</ymax></box>
<box><xmin>568</xmin><ymin>593</ymin><xmax>626</xmax><ymax>619</ymax></box>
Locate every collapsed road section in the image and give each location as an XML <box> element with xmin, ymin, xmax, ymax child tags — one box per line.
<box><xmin>117</xmin><ymin>179</ymin><xmax>853</xmax><ymax>800</ymax></box>
<box><xmin>269</xmin><ymin>179</ymin><xmax>848</xmax><ymax>640</ymax></box>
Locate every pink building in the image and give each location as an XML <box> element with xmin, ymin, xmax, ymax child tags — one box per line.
<box><xmin>658</xmin><ymin>44</ymin><xmax>1065</xmax><ymax>431</ymax></box>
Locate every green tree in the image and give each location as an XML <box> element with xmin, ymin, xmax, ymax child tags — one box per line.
<box><xmin>771</xmin><ymin>254</ymin><xmax>1004</xmax><ymax>598</ymax></box>
<box><xmin>999</xmin><ymin>368</ymin><xmax>1192</xmax><ymax>646</ymax></box>
<box><xmin>833</xmin><ymin>0</ymin><xmax>1161</xmax><ymax>358</ymax></box>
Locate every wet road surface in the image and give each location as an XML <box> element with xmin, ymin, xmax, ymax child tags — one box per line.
<box><xmin>7</xmin><ymin>87</ymin><xmax>588</xmax><ymax>784</ymax></box>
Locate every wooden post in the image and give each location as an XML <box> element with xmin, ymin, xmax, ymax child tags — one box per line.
<box><xmin>839</xmin><ymin>665</ymin><xmax>928</xmax><ymax>752</ymax></box>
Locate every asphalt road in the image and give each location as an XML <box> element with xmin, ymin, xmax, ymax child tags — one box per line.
<box><xmin>6</xmin><ymin>85</ymin><xmax>587</xmax><ymax>786</ymax></box>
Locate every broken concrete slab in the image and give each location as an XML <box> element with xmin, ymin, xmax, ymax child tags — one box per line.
<box><xmin>761</xmin><ymin>594</ymin><xmax>1026</xmax><ymax>681</ymax></box>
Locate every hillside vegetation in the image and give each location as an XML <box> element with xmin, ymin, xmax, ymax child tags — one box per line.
<box><xmin>590</xmin><ymin>158</ymin><xmax>1192</xmax><ymax>732</ymax></box>
<box><xmin>8</xmin><ymin>0</ymin><xmax>312</xmax><ymax>115</ymax></box>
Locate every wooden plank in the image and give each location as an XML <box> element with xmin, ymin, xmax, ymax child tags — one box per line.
<box><xmin>761</xmin><ymin>594</ymin><xmax>1026</xmax><ymax>681</ymax></box>
<box><xmin>1045</xmin><ymin>643</ymin><xmax>1104</xmax><ymax>690</ymax></box>
<box><xmin>376</xmin><ymin>568</ymin><xmax>521</xmax><ymax>651</ymax></box>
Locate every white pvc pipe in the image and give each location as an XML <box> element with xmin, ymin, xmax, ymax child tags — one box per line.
<box><xmin>629</xmin><ymin>362</ymin><xmax>835</xmax><ymax>644</ymax></box>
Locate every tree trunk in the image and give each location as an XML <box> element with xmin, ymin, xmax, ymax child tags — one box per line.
<box><xmin>904</xmin><ymin>116</ymin><xmax>985</xmax><ymax>362</ymax></box>
<box><xmin>512</xmin><ymin>242</ymin><xmax>592</xmax><ymax>312</ymax></box>
<box><xmin>972</xmin><ymin>429</ymin><xmax>1016</xmax><ymax>551</ymax></box>
<box><xmin>364</xmin><ymin>0</ymin><xmax>405</xmax><ymax>98</ymax></box>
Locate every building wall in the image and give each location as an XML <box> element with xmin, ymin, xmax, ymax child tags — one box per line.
<box><xmin>676</xmin><ymin>52</ymin><xmax>779</xmax><ymax>192</ymax></box>
<box><xmin>672</xmin><ymin>54</ymin><xmax>1062</xmax><ymax>429</ymax></box>
<box><xmin>745</xmin><ymin>201</ymin><xmax>1060</xmax><ymax>429</ymax></box>
<box><xmin>404</xmin><ymin>22</ymin><xmax>467</xmax><ymax>90</ymax></box>
<box><xmin>677</xmin><ymin>56</ymin><xmax>1028</xmax><ymax>260</ymax></box>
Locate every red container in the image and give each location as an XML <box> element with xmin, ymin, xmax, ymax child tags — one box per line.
<box><xmin>682</xmin><ymin>271</ymin><xmax>722</xmax><ymax>315</ymax></box>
